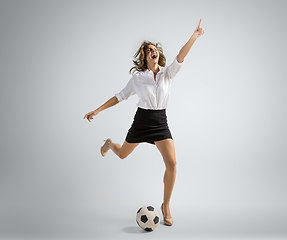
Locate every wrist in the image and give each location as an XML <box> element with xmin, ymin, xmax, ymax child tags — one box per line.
<box><xmin>191</xmin><ymin>34</ymin><xmax>198</xmax><ymax>40</ymax></box>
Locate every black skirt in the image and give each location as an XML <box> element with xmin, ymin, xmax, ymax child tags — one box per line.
<box><xmin>125</xmin><ymin>107</ymin><xmax>173</xmax><ymax>145</ymax></box>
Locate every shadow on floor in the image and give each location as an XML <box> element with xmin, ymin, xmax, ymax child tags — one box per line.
<box><xmin>122</xmin><ymin>226</ymin><xmax>151</xmax><ymax>234</ymax></box>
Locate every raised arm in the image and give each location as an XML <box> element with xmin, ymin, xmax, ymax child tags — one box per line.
<box><xmin>177</xmin><ymin>18</ymin><xmax>205</xmax><ymax>63</ymax></box>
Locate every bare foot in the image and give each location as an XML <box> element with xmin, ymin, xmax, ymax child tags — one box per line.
<box><xmin>100</xmin><ymin>138</ymin><xmax>112</xmax><ymax>157</ymax></box>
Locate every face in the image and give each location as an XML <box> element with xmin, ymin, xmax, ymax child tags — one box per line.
<box><xmin>145</xmin><ymin>45</ymin><xmax>159</xmax><ymax>65</ymax></box>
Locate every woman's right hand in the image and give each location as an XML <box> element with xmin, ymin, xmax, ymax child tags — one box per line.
<box><xmin>83</xmin><ymin>109</ymin><xmax>99</xmax><ymax>122</ymax></box>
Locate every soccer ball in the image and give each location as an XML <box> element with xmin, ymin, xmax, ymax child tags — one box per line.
<box><xmin>136</xmin><ymin>205</ymin><xmax>160</xmax><ymax>231</ymax></box>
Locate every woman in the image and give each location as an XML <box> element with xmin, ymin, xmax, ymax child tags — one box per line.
<box><xmin>84</xmin><ymin>19</ymin><xmax>204</xmax><ymax>226</ymax></box>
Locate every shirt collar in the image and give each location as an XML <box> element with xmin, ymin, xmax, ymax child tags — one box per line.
<box><xmin>145</xmin><ymin>65</ymin><xmax>164</xmax><ymax>74</ymax></box>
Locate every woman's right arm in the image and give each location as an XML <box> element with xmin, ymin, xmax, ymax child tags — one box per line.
<box><xmin>83</xmin><ymin>96</ymin><xmax>119</xmax><ymax>122</ymax></box>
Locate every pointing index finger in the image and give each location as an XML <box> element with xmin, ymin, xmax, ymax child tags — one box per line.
<box><xmin>198</xmin><ymin>18</ymin><xmax>202</xmax><ymax>28</ymax></box>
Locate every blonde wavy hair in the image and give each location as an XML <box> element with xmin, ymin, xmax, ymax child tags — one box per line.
<box><xmin>129</xmin><ymin>41</ymin><xmax>166</xmax><ymax>75</ymax></box>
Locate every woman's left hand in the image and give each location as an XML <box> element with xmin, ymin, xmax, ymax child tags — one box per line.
<box><xmin>193</xmin><ymin>18</ymin><xmax>205</xmax><ymax>38</ymax></box>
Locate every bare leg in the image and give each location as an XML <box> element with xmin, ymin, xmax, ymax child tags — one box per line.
<box><xmin>101</xmin><ymin>139</ymin><xmax>139</xmax><ymax>159</ymax></box>
<box><xmin>155</xmin><ymin>138</ymin><xmax>176</xmax><ymax>223</ymax></box>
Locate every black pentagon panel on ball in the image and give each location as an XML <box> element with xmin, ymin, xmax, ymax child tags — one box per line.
<box><xmin>153</xmin><ymin>216</ymin><xmax>159</xmax><ymax>224</ymax></box>
<box><xmin>145</xmin><ymin>227</ymin><xmax>153</xmax><ymax>231</ymax></box>
<box><xmin>141</xmin><ymin>215</ymin><xmax>148</xmax><ymax>223</ymax></box>
<box><xmin>147</xmin><ymin>206</ymin><xmax>154</xmax><ymax>211</ymax></box>
<box><xmin>137</xmin><ymin>207</ymin><xmax>142</xmax><ymax>214</ymax></box>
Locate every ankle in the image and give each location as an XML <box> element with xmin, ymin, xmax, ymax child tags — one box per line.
<box><xmin>162</xmin><ymin>202</ymin><xmax>170</xmax><ymax>209</ymax></box>
<box><xmin>108</xmin><ymin>140</ymin><xmax>113</xmax><ymax>149</ymax></box>
<box><xmin>106</xmin><ymin>138</ymin><xmax>112</xmax><ymax>147</ymax></box>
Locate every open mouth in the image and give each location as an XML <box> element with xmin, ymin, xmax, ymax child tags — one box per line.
<box><xmin>152</xmin><ymin>54</ymin><xmax>157</xmax><ymax>59</ymax></box>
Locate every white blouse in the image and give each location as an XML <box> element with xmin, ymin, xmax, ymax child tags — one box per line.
<box><xmin>115</xmin><ymin>57</ymin><xmax>183</xmax><ymax>110</ymax></box>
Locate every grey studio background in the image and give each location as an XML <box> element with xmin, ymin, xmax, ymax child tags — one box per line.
<box><xmin>0</xmin><ymin>0</ymin><xmax>286</xmax><ymax>240</ymax></box>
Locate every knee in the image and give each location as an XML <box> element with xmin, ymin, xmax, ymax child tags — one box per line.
<box><xmin>166</xmin><ymin>159</ymin><xmax>177</xmax><ymax>171</ymax></box>
<box><xmin>118</xmin><ymin>153</ymin><xmax>127</xmax><ymax>160</ymax></box>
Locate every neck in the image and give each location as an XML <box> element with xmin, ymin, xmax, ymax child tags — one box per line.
<box><xmin>147</xmin><ymin>62</ymin><xmax>160</xmax><ymax>74</ymax></box>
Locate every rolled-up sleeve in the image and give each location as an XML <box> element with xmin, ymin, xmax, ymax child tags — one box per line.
<box><xmin>166</xmin><ymin>57</ymin><xmax>184</xmax><ymax>80</ymax></box>
<box><xmin>115</xmin><ymin>77</ymin><xmax>136</xmax><ymax>102</ymax></box>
